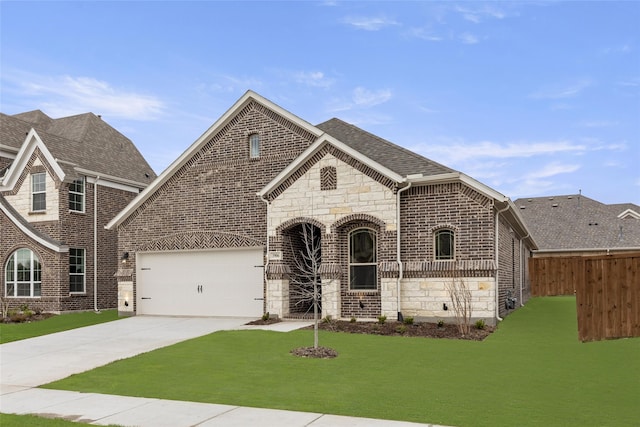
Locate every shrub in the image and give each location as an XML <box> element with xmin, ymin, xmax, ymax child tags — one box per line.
<box><xmin>437</xmin><ymin>320</ymin><xmax>445</xmax><ymax>328</ymax></box>
<box><xmin>261</xmin><ymin>312</ymin><xmax>270</xmax><ymax>321</ymax></box>
<box><xmin>377</xmin><ymin>315</ymin><xmax>387</xmax><ymax>324</ymax></box>
<box><xmin>322</xmin><ymin>315</ymin><xmax>333</xmax><ymax>323</ymax></box>
<box><xmin>403</xmin><ymin>316</ymin><xmax>414</xmax><ymax>325</ymax></box>
<box><xmin>396</xmin><ymin>324</ymin><xmax>407</xmax><ymax>335</ymax></box>
<box><xmin>350</xmin><ymin>316</ymin><xmax>357</xmax><ymax>323</ymax></box>
<box><xmin>475</xmin><ymin>319</ymin><xmax>486</xmax><ymax>330</ymax></box>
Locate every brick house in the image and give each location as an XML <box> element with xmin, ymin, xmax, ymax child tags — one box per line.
<box><xmin>1</xmin><ymin>110</ymin><xmax>156</xmax><ymax>313</ymax></box>
<box><xmin>108</xmin><ymin>91</ymin><xmax>536</xmax><ymax>325</ymax></box>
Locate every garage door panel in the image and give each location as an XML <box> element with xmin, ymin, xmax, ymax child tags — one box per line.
<box><xmin>137</xmin><ymin>248</ymin><xmax>264</xmax><ymax>317</ymax></box>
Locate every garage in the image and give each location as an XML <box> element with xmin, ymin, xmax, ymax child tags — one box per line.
<box><xmin>136</xmin><ymin>248</ymin><xmax>264</xmax><ymax>317</ymax></box>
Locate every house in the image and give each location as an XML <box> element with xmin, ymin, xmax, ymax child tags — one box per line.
<box><xmin>107</xmin><ymin>91</ymin><xmax>536</xmax><ymax>325</ymax></box>
<box><xmin>514</xmin><ymin>194</ymin><xmax>640</xmax><ymax>257</ymax></box>
<box><xmin>1</xmin><ymin>110</ymin><xmax>156</xmax><ymax>313</ymax></box>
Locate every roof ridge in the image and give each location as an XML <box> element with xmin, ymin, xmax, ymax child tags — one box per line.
<box><xmin>319</xmin><ymin>118</ymin><xmax>454</xmax><ymax>175</ymax></box>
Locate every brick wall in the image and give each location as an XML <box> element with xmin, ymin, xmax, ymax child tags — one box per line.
<box><xmin>117</xmin><ymin>102</ymin><xmax>317</xmax><ymax>312</ymax></box>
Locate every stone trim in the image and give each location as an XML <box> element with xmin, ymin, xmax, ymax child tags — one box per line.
<box><xmin>403</xmin><ymin>260</ymin><xmax>496</xmax><ymax>278</ymax></box>
<box><xmin>136</xmin><ymin>231</ymin><xmax>263</xmax><ymax>252</ymax></box>
<box><xmin>266</xmin><ymin>262</ymin><xmax>291</xmax><ymax>279</ymax></box>
<box><xmin>276</xmin><ymin>216</ymin><xmax>325</xmax><ymax>234</ymax></box>
<box><xmin>319</xmin><ymin>262</ymin><xmax>341</xmax><ymax>279</ymax></box>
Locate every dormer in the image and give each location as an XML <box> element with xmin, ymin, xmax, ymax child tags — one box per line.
<box><xmin>618</xmin><ymin>208</ymin><xmax>640</xmax><ymax>220</ymax></box>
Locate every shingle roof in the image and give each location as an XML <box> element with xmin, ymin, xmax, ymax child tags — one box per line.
<box><xmin>514</xmin><ymin>194</ymin><xmax>640</xmax><ymax>250</ymax></box>
<box><xmin>1</xmin><ymin>111</ymin><xmax>156</xmax><ymax>185</ymax></box>
<box><xmin>316</xmin><ymin>118</ymin><xmax>454</xmax><ymax>177</ymax></box>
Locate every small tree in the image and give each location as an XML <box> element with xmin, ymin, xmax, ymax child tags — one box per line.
<box><xmin>289</xmin><ymin>223</ymin><xmax>323</xmax><ymax>348</ymax></box>
<box><xmin>446</xmin><ymin>268</ymin><xmax>473</xmax><ymax>336</ymax></box>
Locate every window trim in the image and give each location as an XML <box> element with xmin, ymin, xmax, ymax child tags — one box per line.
<box><xmin>69</xmin><ymin>248</ymin><xmax>86</xmax><ymax>294</ymax></box>
<box><xmin>249</xmin><ymin>133</ymin><xmax>260</xmax><ymax>159</ymax></box>
<box><xmin>31</xmin><ymin>172</ymin><xmax>46</xmax><ymax>212</ymax></box>
<box><xmin>69</xmin><ymin>176</ymin><xmax>85</xmax><ymax>213</ymax></box>
<box><xmin>348</xmin><ymin>228</ymin><xmax>378</xmax><ymax>291</ymax></box>
<box><xmin>4</xmin><ymin>248</ymin><xmax>42</xmax><ymax>298</ymax></box>
<box><xmin>434</xmin><ymin>228</ymin><xmax>455</xmax><ymax>261</ymax></box>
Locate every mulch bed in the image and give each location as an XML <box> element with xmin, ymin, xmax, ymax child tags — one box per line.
<box><xmin>308</xmin><ymin>319</ymin><xmax>494</xmax><ymax>341</ymax></box>
<box><xmin>2</xmin><ymin>312</ymin><xmax>56</xmax><ymax>324</ymax></box>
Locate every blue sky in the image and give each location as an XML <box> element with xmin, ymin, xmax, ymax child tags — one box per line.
<box><xmin>1</xmin><ymin>1</ymin><xmax>638</xmax><ymax>204</ymax></box>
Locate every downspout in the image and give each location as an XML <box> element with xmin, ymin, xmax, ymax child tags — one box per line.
<box><xmin>260</xmin><ymin>194</ymin><xmax>270</xmax><ymax>314</ymax></box>
<box><xmin>94</xmin><ymin>176</ymin><xmax>100</xmax><ymax>313</ymax></box>
<box><xmin>519</xmin><ymin>233</ymin><xmax>529</xmax><ymax>307</ymax></box>
<box><xmin>396</xmin><ymin>182</ymin><xmax>412</xmax><ymax>321</ymax></box>
<box><xmin>495</xmin><ymin>204</ymin><xmax>510</xmax><ymax>322</ymax></box>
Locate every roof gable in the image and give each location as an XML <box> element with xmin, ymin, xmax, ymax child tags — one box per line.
<box><xmin>1</xmin><ymin>129</ymin><xmax>65</xmax><ymax>191</ymax></box>
<box><xmin>1</xmin><ymin>111</ymin><xmax>156</xmax><ymax>186</ymax></box>
<box><xmin>107</xmin><ymin>90</ymin><xmax>323</xmax><ymax>229</ymax></box>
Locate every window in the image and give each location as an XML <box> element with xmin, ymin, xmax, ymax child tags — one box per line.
<box><xmin>249</xmin><ymin>134</ymin><xmax>260</xmax><ymax>158</ymax></box>
<box><xmin>69</xmin><ymin>177</ymin><xmax>85</xmax><ymax>212</ymax></box>
<box><xmin>69</xmin><ymin>248</ymin><xmax>85</xmax><ymax>293</ymax></box>
<box><xmin>5</xmin><ymin>249</ymin><xmax>42</xmax><ymax>297</ymax></box>
<box><xmin>349</xmin><ymin>228</ymin><xmax>377</xmax><ymax>290</ymax></box>
<box><xmin>31</xmin><ymin>173</ymin><xmax>46</xmax><ymax>211</ymax></box>
<box><xmin>435</xmin><ymin>229</ymin><xmax>454</xmax><ymax>260</ymax></box>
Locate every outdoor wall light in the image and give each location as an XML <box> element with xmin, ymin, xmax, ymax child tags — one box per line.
<box><xmin>443</xmin><ymin>303</ymin><xmax>448</xmax><ymax>311</ymax></box>
<box><xmin>124</xmin><ymin>300</ymin><xmax>129</xmax><ymax>307</ymax></box>
<box><xmin>121</xmin><ymin>252</ymin><xmax>129</xmax><ymax>264</ymax></box>
<box><xmin>359</xmin><ymin>300</ymin><xmax>365</xmax><ymax>309</ymax></box>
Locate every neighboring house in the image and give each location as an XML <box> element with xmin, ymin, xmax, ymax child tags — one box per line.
<box><xmin>1</xmin><ymin>110</ymin><xmax>156</xmax><ymax>313</ymax></box>
<box><xmin>514</xmin><ymin>194</ymin><xmax>640</xmax><ymax>256</ymax></box>
<box><xmin>107</xmin><ymin>91</ymin><xmax>536</xmax><ymax>325</ymax></box>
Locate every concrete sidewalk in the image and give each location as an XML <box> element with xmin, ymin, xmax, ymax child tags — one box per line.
<box><xmin>0</xmin><ymin>316</ymin><xmax>450</xmax><ymax>426</ymax></box>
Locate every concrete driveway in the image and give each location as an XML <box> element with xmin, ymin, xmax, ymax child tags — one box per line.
<box><xmin>1</xmin><ymin>316</ymin><xmax>256</xmax><ymax>388</ymax></box>
<box><xmin>0</xmin><ymin>315</ymin><xmax>450</xmax><ymax>427</ymax></box>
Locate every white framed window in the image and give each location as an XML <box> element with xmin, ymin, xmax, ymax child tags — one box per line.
<box><xmin>69</xmin><ymin>177</ymin><xmax>85</xmax><ymax>212</ymax></box>
<box><xmin>249</xmin><ymin>133</ymin><xmax>260</xmax><ymax>159</ymax></box>
<box><xmin>435</xmin><ymin>229</ymin><xmax>455</xmax><ymax>260</ymax></box>
<box><xmin>69</xmin><ymin>248</ymin><xmax>85</xmax><ymax>293</ymax></box>
<box><xmin>5</xmin><ymin>248</ymin><xmax>42</xmax><ymax>297</ymax></box>
<box><xmin>349</xmin><ymin>228</ymin><xmax>377</xmax><ymax>290</ymax></box>
<box><xmin>31</xmin><ymin>172</ymin><xmax>46</xmax><ymax>211</ymax></box>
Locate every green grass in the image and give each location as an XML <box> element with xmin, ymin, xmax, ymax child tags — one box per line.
<box><xmin>0</xmin><ymin>413</ymin><xmax>122</xmax><ymax>427</ymax></box>
<box><xmin>43</xmin><ymin>297</ymin><xmax>639</xmax><ymax>427</ymax></box>
<box><xmin>0</xmin><ymin>310</ymin><xmax>119</xmax><ymax>344</ymax></box>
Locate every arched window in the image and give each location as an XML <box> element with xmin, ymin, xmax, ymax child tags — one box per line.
<box><xmin>249</xmin><ymin>133</ymin><xmax>260</xmax><ymax>159</ymax></box>
<box><xmin>5</xmin><ymin>248</ymin><xmax>42</xmax><ymax>297</ymax></box>
<box><xmin>349</xmin><ymin>228</ymin><xmax>377</xmax><ymax>290</ymax></box>
<box><xmin>435</xmin><ymin>229</ymin><xmax>455</xmax><ymax>260</ymax></box>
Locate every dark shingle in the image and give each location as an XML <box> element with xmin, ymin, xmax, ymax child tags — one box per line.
<box><xmin>1</xmin><ymin>112</ymin><xmax>156</xmax><ymax>185</ymax></box>
<box><xmin>514</xmin><ymin>194</ymin><xmax>640</xmax><ymax>250</ymax></box>
<box><xmin>316</xmin><ymin>118</ymin><xmax>454</xmax><ymax>178</ymax></box>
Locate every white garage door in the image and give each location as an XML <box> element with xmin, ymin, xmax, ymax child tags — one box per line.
<box><xmin>136</xmin><ymin>248</ymin><xmax>264</xmax><ymax>317</ymax></box>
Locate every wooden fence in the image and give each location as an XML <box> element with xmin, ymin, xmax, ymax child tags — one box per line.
<box><xmin>530</xmin><ymin>253</ymin><xmax>640</xmax><ymax>342</ymax></box>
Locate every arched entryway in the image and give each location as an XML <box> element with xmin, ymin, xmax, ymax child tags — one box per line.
<box><xmin>281</xmin><ymin>221</ymin><xmax>323</xmax><ymax>318</ymax></box>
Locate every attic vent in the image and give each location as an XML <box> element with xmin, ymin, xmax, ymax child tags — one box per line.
<box><xmin>321</xmin><ymin>166</ymin><xmax>337</xmax><ymax>191</ymax></box>
<box><xmin>548</xmin><ymin>197</ymin><xmax>554</xmax><ymax>201</ymax></box>
<box><xmin>552</xmin><ymin>204</ymin><xmax>558</xmax><ymax>207</ymax></box>
<box><xmin>567</xmin><ymin>196</ymin><xmax>573</xmax><ymax>199</ymax></box>
<box><xmin>520</xmin><ymin>206</ymin><xmax>526</xmax><ymax>209</ymax></box>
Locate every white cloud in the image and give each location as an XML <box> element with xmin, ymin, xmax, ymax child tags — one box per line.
<box><xmin>352</xmin><ymin>87</ymin><xmax>392</xmax><ymax>107</ymax></box>
<box><xmin>455</xmin><ymin>5</ymin><xmax>506</xmax><ymax>23</ymax></box>
<box><xmin>524</xmin><ymin>162</ymin><xmax>580</xmax><ymax>179</ymax></box>
<box><xmin>293</xmin><ymin>71</ymin><xmax>334</xmax><ymax>88</ymax></box>
<box><xmin>459</xmin><ymin>32</ymin><xmax>479</xmax><ymax>44</ymax></box>
<box><xmin>405</xmin><ymin>27</ymin><xmax>443</xmax><ymax>42</ymax></box>
<box><xmin>529</xmin><ymin>79</ymin><xmax>593</xmax><ymax>99</ymax></box>
<box><xmin>6</xmin><ymin>72</ymin><xmax>165</xmax><ymax>120</ymax></box>
<box><xmin>417</xmin><ymin>140</ymin><xmax>587</xmax><ymax>163</ymax></box>
<box><xmin>578</xmin><ymin>120</ymin><xmax>619</xmax><ymax>128</ymax></box>
<box><xmin>342</xmin><ymin>15</ymin><xmax>400</xmax><ymax>31</ymax></box>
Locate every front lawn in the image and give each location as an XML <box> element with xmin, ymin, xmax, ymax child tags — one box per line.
<box><xmin>43</xmin><ymin>297</ymin><xmax>640</xmax><ymax>427</ymax></box>
<box><xmin>0</xmin><ymin>310</ymin><xmax>119</xmax><ymax>344</ymax></box>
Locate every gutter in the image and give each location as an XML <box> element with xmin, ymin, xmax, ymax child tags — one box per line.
<box><xmin>495</xmin><ymin>204</ymin><xmax>510</xmax><ymax>322</ymax></box>
<box><xmin>396</xmin><ymin>182</ymin><xmax>412</xmax><ymax>321</ymax></box>
<box><xmin>519</xmin><ymin>233</ymin><xmax>529</xmax><ymax>307</ymax></box>
<box><xmin>94</xmin><ymin>176</ymin><xmax>100</xmax><ymax>313</ymax></box>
